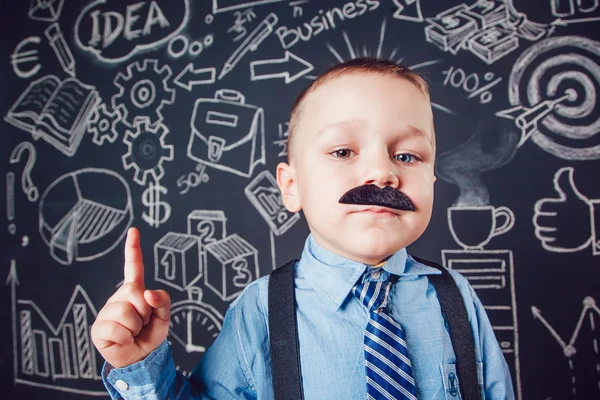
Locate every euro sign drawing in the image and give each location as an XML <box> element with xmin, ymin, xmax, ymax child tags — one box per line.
<box><xmin>142</xmin><ymin>181</ymin><xmax>171</xmax><ymax>228</ymax></box>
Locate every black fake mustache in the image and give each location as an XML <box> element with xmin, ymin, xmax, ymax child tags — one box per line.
<box><xmin>339</xmin><ymin>185</ymin><xmax>416</xmax><ymax>211</ymax></box>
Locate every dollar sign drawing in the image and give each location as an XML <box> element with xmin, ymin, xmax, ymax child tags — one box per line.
<box><xmin>142</xmin><ymin>181</ymin><xmax>171</xmax><ymax>228</ymax></box>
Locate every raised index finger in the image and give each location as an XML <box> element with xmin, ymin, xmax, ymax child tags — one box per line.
<box><xmin>124</xmin><ymin>227</ymin><xmax>145</xmax><ymax>285</ymax></box>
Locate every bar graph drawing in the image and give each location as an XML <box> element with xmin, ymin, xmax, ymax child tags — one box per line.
<box><xmin>7</xmin><ymin>261</ymin><xmax>105</xmax><ymax>395</ymax></box>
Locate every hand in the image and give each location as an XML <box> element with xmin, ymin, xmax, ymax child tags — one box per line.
<box><xmin>91</xmin><ymin>228</ymin><xmax>171</xmax><ymax>368</ymax></box>
<box><xmin>533</xmin><ymin>167</ymin><xmax>593</xmax><ymax>253</ymax></box>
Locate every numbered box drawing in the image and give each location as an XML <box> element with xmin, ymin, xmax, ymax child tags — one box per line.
<box><xmin>154</xmin><ymin>232</ymin><xmax>202</xmax><ymax>292</ymax></box>
<box><xmin>204</xmin><ymin>234</ymin><xmax>259</xmax><ymax>301</ymax></box>
<box><xmin>186</xmin><ymin>210</ymin><xmax>227</xmax><ymax>245</ymax></box>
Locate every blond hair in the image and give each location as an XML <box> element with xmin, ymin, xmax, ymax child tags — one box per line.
<box><xmin>287</xmin><ymin>58</ymin><xmax>431</xmax><ymax>162</ymax></box>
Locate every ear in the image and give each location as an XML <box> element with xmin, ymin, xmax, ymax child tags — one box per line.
<box><xmin>276</xmin><ymin>162</ymin><xmax>302</xmax><ymax>212</ymax></box>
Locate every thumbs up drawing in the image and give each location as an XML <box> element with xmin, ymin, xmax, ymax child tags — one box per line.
<box><xmin>533</xmin><ymin>167</ymin><xmax>594</xmax><ymax>253</ymax></box>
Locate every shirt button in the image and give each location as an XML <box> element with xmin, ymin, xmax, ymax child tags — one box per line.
<box><xmin>371</xmin><ymin>270</ymin><xmax>381</xmax><ymax>280</ymax></box>
<box><xmin>115</xmin><ymin>380</ymin><xmax>129</xmax><ymax>391</ymax></box>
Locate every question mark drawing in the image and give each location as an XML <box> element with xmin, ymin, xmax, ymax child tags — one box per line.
<box><xmin>9</xmin><ymin>142</ymin><xmax>39</xmax><ymax>202</ymax></box>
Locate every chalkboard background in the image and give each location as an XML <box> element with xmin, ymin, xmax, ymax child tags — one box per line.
<box><xmin>1</xmin><ymin>0</ymin><xmax>599</xmax><ymax>398</ymax></box>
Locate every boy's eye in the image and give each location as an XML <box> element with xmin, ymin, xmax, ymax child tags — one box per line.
<box><xmin>331</xmin><ymin>149</ymin><xmax>353</xmax><ymax>159</ymax></box>
<box><xmin>395</xmin><ymin>153</ymin><xmax>417</xmax><ymax>163</ymax></box>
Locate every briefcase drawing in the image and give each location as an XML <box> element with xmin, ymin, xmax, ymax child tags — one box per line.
<box><xmin>187</xmin><ymin>89</ymin><xmax>265</xmax><ymax>177</ymax></box>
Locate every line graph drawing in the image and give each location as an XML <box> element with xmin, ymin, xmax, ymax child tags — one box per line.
<box><xmin>187</xmin><ymin>89</ymin><xmax>265</xmax><ymax>178</ymax></box>
<box><xmin>532</xmin><ymin>296</ymin><xmax>600</xmax><ymax>397</ymax></box>
<box><xmin>39</xmin><ymin>168</ymin><xmax>133</xmax><ymax>265</ymax></box>
<box><xmin>7</xmin><ymin>261</ymin><xmax>105</xmax><ymax>395</ymax></box>
<box><xmin>497</xmin><ymin>35</ymin><xmax>600</xmax><ymax>159</ymax></box>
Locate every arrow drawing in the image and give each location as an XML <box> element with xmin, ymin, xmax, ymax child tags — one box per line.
<box><xmin>392</xmin><ymin>0</ymin><xmax>424</xmax><ymax>22</ymax></box>
<box><xmin>250</xmin><ymin>51</ymin><xmax>313</xmax><ymax>84</ymax></box>
<box><xmin>532</xmin><ymin>296</ymin><xmax>600</xmax><ymax>357</ymax></box>
<box><xmin>174</xmin><ymin>64</ymin><xmax>216</xmax><ymax>91</ymax></box>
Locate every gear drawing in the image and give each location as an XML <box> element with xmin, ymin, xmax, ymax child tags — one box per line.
<box><xmin>88</xmin><ymin>103</ymin><xmax>121</xmax><ymax>145</ymax></box>
<box><xmin>122</xmin><ymin>121</ymin><xmax>174</xmax><ymax>186</ymax></box>
<box><xmin>111</xmin><ymin>59</ymin><xmax>175</xmax><ymax>128</ymax></box>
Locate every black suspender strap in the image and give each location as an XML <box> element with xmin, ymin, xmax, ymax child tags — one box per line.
<box><xmin>412</xmin><ymin>256</ymin><xmax>482</xmax><ymax>400</ymax></box>
<box><xmin>268</xmin><ymin>257</ymin><xmax>481</xmax><ymax>400</ymax></box>
<box><xmin>268</xmin><ymin>260</ymin><xmax>304</xmax><ymax>400</ymax></box>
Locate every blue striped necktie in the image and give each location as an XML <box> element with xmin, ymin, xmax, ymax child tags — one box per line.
<box><xmin>353</xmin><ymin>273</ymin><xmax>417</xmax><ymax>400</ymax></box>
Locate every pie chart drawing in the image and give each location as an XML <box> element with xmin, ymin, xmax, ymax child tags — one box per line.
<box><xmin>39</xmin><ymin>168</ymin><xmax>133</xmax><ymax>265</ymax></box>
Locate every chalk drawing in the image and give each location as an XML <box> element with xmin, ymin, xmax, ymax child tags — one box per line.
<box><xmin>219</xmin><ymin>13</ymin><xmax>279</xmax><ymax>80</ymax></box>
<box><xmin>498</xmin><ymin>35</ymin><xmax>600</xmax><ymax>159</ymax></box>
<box><xmin>169</xmin><ymin>287</ymin><xmax>224</xmax><ymax>377</ymax></box>
<box><xmin>442</xmin><ymin>249</ymin><xmax>522</xmax><ymax>399</ymax></box>
<box><xmin>122</xmin><ymin>120</ymin><xmax>174</xmax><ymax>186</ymax></box>
<box><xmin>39</xmin><ymin>168</ymin><xmax>133</xmax><ymax>265</ymax></box>
<box><xmin>532</xmin><ymin>296</ymin><xmax>600</xmax><ymax>397</ymax></box>
<box><xmin>5</xmin><ymin>75</ymin><xmax>99</xmax><ymax>157</ymax></box>
<box><xmin>154</xmin><ymin>232</ymin><xmax>202</xmax><ymax>291</ymax></box>
<box><xmin>10</xmin><ymin>36</ymin><xmax>42</xmax><ymax>79</ymax></box>
<box><xmin>392</xmin><ymin>0</ymin><xmax>423</xmax><ymax>22</ymax></box>
<box><xmin>249</xmin><ymin>51</ymin><xmax>313</xmax><ymax>83</ymax></box>
<box><xmin>45</xmin><ymin>23</ymin><xmax>76</xmax><ymax>78</ymax></box>
<box><xmin>142</xmin><ymin>179</ymin><xmax>172</xmax><ymax>229</ymax></box>
<box><xmin>87</xmin><ymin>103</ymin><xmax>122</xmax><ymax>146</ymax></box>
<box><xmin>29</xmin><ymin>0</ymin><xmax>64</xmax><ymax>22</ymax></box>
<box><xmin>533</xmin><ymin>167</ymin><xmax>599</xmax><ymax>255</ymax></box>
<box><xmin>112</xmin><ymin>59</ymin><xmax>175</xmax><ymax>128</ymax></box>
<box><xmin>74</xmin><ymin>0</ymin><xmax>190</xmax><ymax>63</ymax></box>
<box><xmin>245</xmin><ymin>170</ymin><xmax>300</xmax><ymax>236</ymax></box>
<box><xmin>174</xmin><ymin>64</ymin><xmax>216</xmax><ymax>91</ymax></box>
<box><xmin>187</xmin><ymin>89</ymin><xmax>265</xmax><ymax>178</ymax></box>
<box><xmin>7</xmin><ymin>262</ymin><xmax>105</xmax><ymax>395</ymax></box>
<box><xmin>204</xmin><ymin>234</ymin><xmax>260</xmax><ymax>301</ymax></box>
<box><xmin>9</xmin><ymin>142</ymin><xmax>39</xmax><ymax>202</ymax></box>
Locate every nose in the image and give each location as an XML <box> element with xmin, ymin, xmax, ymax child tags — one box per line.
<box><xmin>362</xmin><ymin>154</ymin><xmax>399</xmax><ymax>188</ymax></box>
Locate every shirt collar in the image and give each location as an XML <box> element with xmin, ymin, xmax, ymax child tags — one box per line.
<box><xmin>298</xmin><ymin>234</ymin><xmax>441</xmax><ymax>311</ymax></box>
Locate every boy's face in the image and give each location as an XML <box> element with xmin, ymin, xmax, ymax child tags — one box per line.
<box><xmin>277</xmin><ymin>72</ymin><xmax>436</xmax><ymax>265</ymax></box>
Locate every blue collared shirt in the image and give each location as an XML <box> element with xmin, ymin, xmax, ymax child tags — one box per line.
<box><xmin>102</xmin><ymin>234</ymin><xmax>514</xmax><ymax>399</ymax></box>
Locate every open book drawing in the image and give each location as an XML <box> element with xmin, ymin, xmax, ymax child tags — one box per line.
<box><xmin>5</xmin><ymin>75</ymin><xmax>99</xmax><ymax>156</ymax></box>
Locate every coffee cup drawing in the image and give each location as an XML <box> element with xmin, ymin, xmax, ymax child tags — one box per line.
<box><xmin>448</xmin><ymin>206</ymin><xmax>515</xmax><ymax>250</ymax></box>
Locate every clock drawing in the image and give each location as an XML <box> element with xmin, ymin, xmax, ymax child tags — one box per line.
<box><xmin>168</xmin><ymin>287</ymin><xmax>224</xmax><ymax>377</ymax></box>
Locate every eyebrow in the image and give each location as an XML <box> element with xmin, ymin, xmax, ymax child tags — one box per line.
<box><xmin>316</xmin><ymin>118</ymin><xmax>434</xmax><ymax>147</ymax></box>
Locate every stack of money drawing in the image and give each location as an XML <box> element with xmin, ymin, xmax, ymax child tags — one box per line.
<box><xmin>425</xmin><ymin>0</ymin><xmax>542</xmax><ymax>64</ymax></box>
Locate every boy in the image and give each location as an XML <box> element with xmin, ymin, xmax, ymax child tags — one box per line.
<box><xmin>92</xmin><ymin>58</ymin><xmax>514</xmax><ymax>399</ymax></box>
